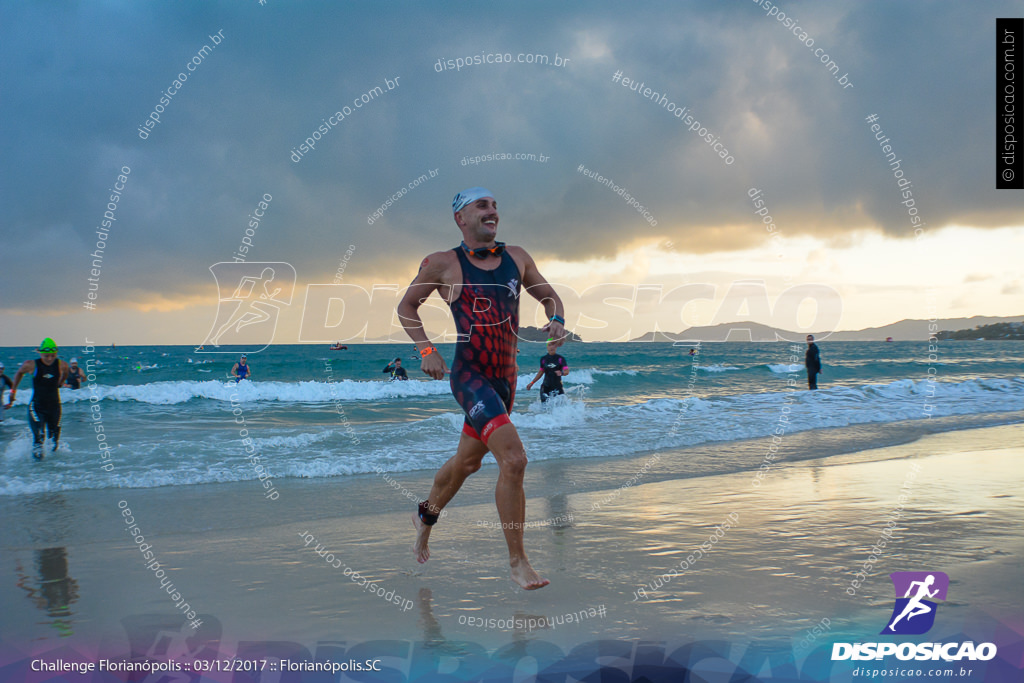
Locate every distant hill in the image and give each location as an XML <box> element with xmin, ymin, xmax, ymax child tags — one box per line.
<box><xmin>936</xmin><ymin>321</ymin><xmax>1024</xmax><ymax>340</ymax></box>
<box><xmin>825</xmin><ymin>315</ymin><xmax>1024</xmax><ymax>341</ymax></box>
<box><xmin>629</xmin><ymin>315</ymin><xmax>1024</xmax><ymax>342</ymax></box>
<box><xmin>518</xmin><ymin>326</ymin><xmax>583</xmax><ymax>343</ymax></box>
<box><xmin>632</xmin><ymin>321</ymin><xmax>805</xmax><ymax>342</ymax></box>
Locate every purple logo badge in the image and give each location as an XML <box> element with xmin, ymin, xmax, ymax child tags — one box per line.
<box><xmin>881</xmin><ymin>571</ymin><xmax>949</xmax><ymax>635</ymax></box>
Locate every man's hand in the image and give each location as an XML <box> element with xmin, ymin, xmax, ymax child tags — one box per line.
<box><xmin>421</xmin><ymin>351</ymin><xmax>449</xmax><ymax>380</ymax></box>
<box><xmin>542</xmin><ymin>320</ymin><xmax>566</xmax><ymax>347</ymax></box>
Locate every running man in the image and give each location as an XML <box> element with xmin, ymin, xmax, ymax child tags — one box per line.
<box><xmin>396</xmin><ymin>187</ymin><xmax>566</xmax><ymax>590</ymax></box>
<box><xmin>888</xmin><ymin>574</ymin><xmax>940</xmax><ymax>631</ymax></box>
<box><xmin>526</xmin><ymin>340</ymin><xmax>569</xmax><ymax>402</ymax></box>
<box><xmin>231</xmin><ymin>355</ymin><xmax>251</xmax><ymax>382</ymax></box>
<box><xmin>7</xmin><ymin>338</ymin><xmax>69</xmax><ymax>459</ymax></box>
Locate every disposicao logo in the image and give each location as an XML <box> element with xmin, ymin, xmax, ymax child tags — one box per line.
<box><xmin>832</xmin><ymin>571</ymin><xmax>997</xmax><ymax>662</ymax></box>
<box><xmin>882</xmin><ymin>571</ymin><xmax>948</xmax><ymax>635</ymax></box>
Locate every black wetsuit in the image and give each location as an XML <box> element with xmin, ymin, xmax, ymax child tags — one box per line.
<box><xmin>65</xmin><ymin>366</ymin><xmax>84</xmax><ymax>389</ymax></box>
<box><xmin>384</xmin><ymin>364</ymin><xmax>408</xmax><ymax>380</ymax></box>
<box><xmin>805</xmin><ymin>343</ymin><xmax>821</xmax><ymax>390</ymax></box>
<box><xmin>448</xmin><ymin>246</ymin><xmax>522</xmax><ymax>444</ymax></box>
<box><xmin>29</xmin><ymin>359</ymin><xmax>62</xmax><ymax>454</ymax></box>
<box><xmin>0</xmin><ymin>373</ymin><xmax>11</xmax><ymax>421</ymax></box>
<box><xmin>539</xmin><ymin>353</ymin><xmax>568</xmax><ymax>402</ymax></box>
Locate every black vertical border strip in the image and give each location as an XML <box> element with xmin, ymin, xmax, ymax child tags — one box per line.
<box><xmin>996</xmin><ymin>18</ymin><xmax>1024</xmax><ymax>189</ymax></box>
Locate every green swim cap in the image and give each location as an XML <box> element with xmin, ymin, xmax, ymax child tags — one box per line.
<box><xmin>38</xmin><ymin>337</ymin><xmax>58</xmax><ymax>353</ymax></box>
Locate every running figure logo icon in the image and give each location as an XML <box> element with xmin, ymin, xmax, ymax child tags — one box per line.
<box><xmin>199</xmin><ymin>262</ymin><xmax>296</xmax><ymax>354</ymax></box>
<box><xmin>881</xmin><ymin>571</ymin><xmax>949</xmax><ymax>635</ymax></box>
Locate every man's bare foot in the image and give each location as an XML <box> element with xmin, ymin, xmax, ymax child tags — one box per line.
<box><xmin>412</xmin><ymin>513</ymin><xmax>431</xmax><ymax>564</ymax></box>
<box><xmin>510</xmin><ymin>559</ymin><xmax>549</xmax><ymax>590</ymax></box>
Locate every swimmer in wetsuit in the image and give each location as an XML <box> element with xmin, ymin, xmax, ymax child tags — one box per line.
<box><xmin>0</xmin><ymin>362</ymin><xmax>12</xmax><ymax>421</ymax></box>
<box><xmin>7</xmin><ymin>338</ymin><xmax>69</xmax><ymax>459</ymax></box>
<box><xmin>0</xmin><ymin>363</ymin><xmax>12</xmax><ymax>422</ymax></box>
<box><xmin>63</xmin><ymin>358</ymin><xmax>85</xmax><ymax>389</ymax></box>
<box><xmin>231</xmin><ymin>355</ymin><xmax>251</xmax><ymax>382</ymax></box>
<box><xmin>526</xmin><ymin>340</ymin><xmax>569</xmax><ymax>402</ymax></box>
<box><xmin>382</xmin><ymin>357</ymin><xmax>409</xmax><ymax>380</ymax></box>
<box><xmin>396</xmin><ymin>187</ymin><xmax>567</xmax><ymax>590</ymax></box>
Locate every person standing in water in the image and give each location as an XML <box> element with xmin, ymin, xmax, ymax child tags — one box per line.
<box><xmin>63</xmin><ymin>358</ymin><xmax>86</xmax><ymax>390</ymax></box>
<box><xmin>805</xmin><ymin>334</ymin><xmax>822</xmax><ymax>390</ymax></box>
<box><xmin>526</xmin><ymin>340</ymin><xmax>569</xmax><ymax>402</ymax></box>
<box><xmin>0</xmin><ymin>362</ymin><xmax>13</xmax><ymax>422</ymax></box>
<box><xmin>396</xmin><ymin>187</ymin><xmax>566</xmax><ymax>590</ymax></box>
<box><xmin>382</xmin><ymin>357</ymin><xmax>409</xmax><ymax>381</ymax></box>
<box><xmin>7</xmin><ymin>338</ymin><xmax>69</xmax><ymax>459</ymax></box>
<box><xmin>231</xmin><ymin>354</ymin><xmax>251</xmax><ymax>382</ymax></box>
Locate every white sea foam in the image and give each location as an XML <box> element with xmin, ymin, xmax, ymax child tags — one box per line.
<box><xmin>46</xmin><ymin>378</ymin><xmax>455</xmax><ymax>406</ymax></box>
<box><xmin>768</xmin><ymin>363</ymin><xmax>804</xmax><ymax>373</ymax></box>
<box><xmin>1</xmin><ymin>376</ymin><xmax>1021</xmax><ymax>495</ymax></box>
<box><xmin>699</xmin><ymin>364</ymin><xmax>741</xmax><ymax>373</ymax></box>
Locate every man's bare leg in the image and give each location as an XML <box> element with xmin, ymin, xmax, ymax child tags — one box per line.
<box><xmin>486</xmin><ymin>423</ymin><xmax>549</xmax><ymax>590</ymax></box>
<box><xmin>413</xmin><ymin>432</ymin><xmax>488</xmax><ymax>563</ymax></box>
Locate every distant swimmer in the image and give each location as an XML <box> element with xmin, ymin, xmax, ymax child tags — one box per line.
<box><xmin>231</xmin><ymin>354</ymin><xmax>251</xmax><ymax>382</ymax></box>
<box><xmin>396</xmin><ymin>187</ymin><xmax>567</xmax><ymax>590</ymax></box>
<box><xmin>383</xmin><ymin>357</ymin><xmax>408</xmax><ymax>381</ymax></box>
<box><xmin>63</xmin><ymin>358</ymin><xmax>86</xmax><ymax>390</ymax></box>
<box><xmin>7</xmin><ymin>338</ymin><xmax>69</xmax><ymax>459</ymax></box>
<box><xmin>0</xmin><ymin>363</ymin><xmax>12</xmax><ymax>422</ymax></box>
<box><xmin>805</xmin><ymin>334</ymin><xmax>822</xmax><ymax>390</ymax></box>
<box><xmin>689</xmin><ymin>348</ymin><xmax>697</xmax><ymax>356</ymax></box>
<box><xmin>526</xmin><ymin>340</ymin><xmax>569</xmax><ymax>402</ymax></box>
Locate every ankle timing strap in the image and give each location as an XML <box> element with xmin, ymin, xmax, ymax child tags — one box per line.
<box><xmin>418</xmin><ymin>501</ymin><xmax>440</xmax><ymax>526</ymax></box>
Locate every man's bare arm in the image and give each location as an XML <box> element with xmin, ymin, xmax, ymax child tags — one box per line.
<box><xmin>397</xmin><ymin>252</ymin><xmax>452</xmax><ymax>347</ymax></box>
<box><xmin>514</xmin><ymin>247</ymin><xmax>567</xmax><ymax>343</ymax></box>
<box><xmin>397</xmin><ymin>252</ymin><xmax>455</xmax><ymax>379</ymax></box>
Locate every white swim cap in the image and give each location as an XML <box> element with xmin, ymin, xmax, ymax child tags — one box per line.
<box><xmin>452</xmin><ymin>187</ymin><xmax>494</xmax><ymax>214</ymax></box>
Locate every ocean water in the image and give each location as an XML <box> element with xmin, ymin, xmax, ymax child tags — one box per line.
<box><xmin>1</xmin><ymin>341</ymin><xmax>1021</xmax><ymax>496</ymax></box>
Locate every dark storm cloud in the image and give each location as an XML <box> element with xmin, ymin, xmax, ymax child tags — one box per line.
<box><xmin>1</xmin><ymin>1</ymin><xmax>1019</xmax><ymax>315</ymax></box>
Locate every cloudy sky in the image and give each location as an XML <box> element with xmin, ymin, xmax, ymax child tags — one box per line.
<box><xmin>2</xmin><ymin>0</ymin><xmax>1021</xmax><ymax>346</ymax></box>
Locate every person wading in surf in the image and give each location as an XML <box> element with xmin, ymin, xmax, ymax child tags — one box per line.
<box><xmin>7</xmin><ymin>338</ymin><xmax>69</xmax><ymax>459</ymax></box>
